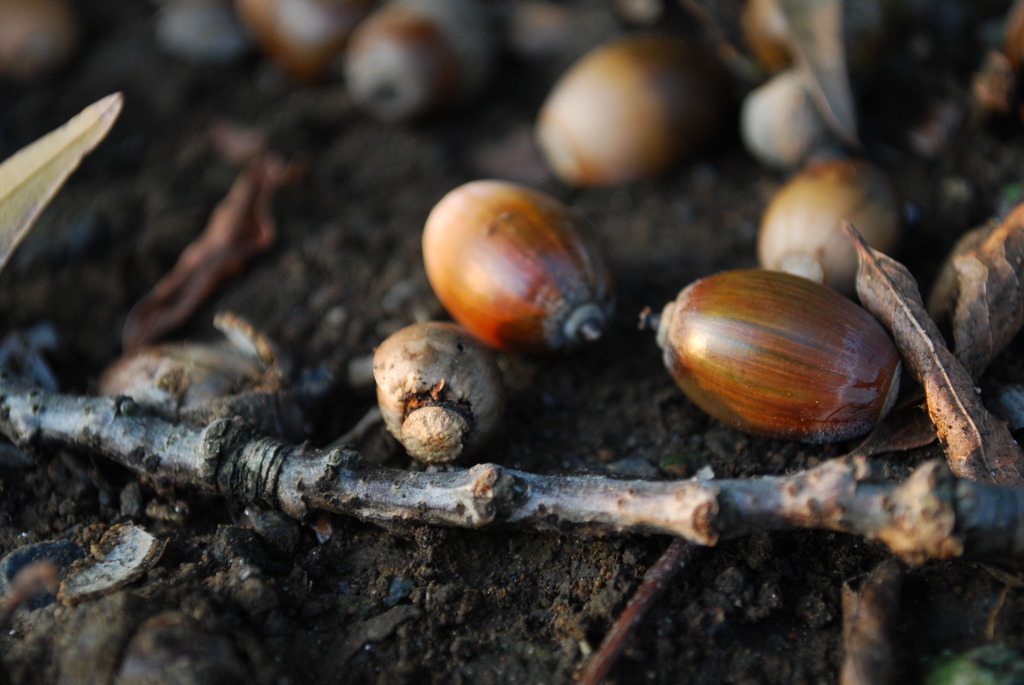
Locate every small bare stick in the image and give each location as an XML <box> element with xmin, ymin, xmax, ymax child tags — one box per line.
<box><xmin>579</xmin><ymin>539</ymin><xmax>696</xmax><ymax>685</ymax></box>
<box><xmin>4</xmin><ymin>386</ymin><xmax>1024</xmax><ymax>564</ymax></box>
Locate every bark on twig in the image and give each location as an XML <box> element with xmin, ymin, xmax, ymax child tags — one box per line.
<box><xmin>2</xmin><ymin>386</ymin><xmax>1024</xmax><ymax>564</ymax></box>
<box><xmin>840</xmin><ymin>558</ymin><xmax>904</xmax><ymax>685</ymax></box>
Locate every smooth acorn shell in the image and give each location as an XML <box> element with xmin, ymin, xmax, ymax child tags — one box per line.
<box><xmin>758</xmin><ymin>158</ymin><xmax>901</xmax><ymax>295</ymax></box>
<box><xmin>740</xmin><ymin>69</ymin><xmax>840</xmax><ymax>171</ymax></box>
<box><xmin>423</xmin><ymin>179</ymin><xmax>614</xmax><ymax>352</ymax></box>
<box><xmin>535</xmin><ymin>33</ymin><xmax>728</xmax><ymax>187</ymax></box>
<box><xmin>234</xmin><ymin>0</ymin><xmax>374</xmax><ymax>82</ymax></box>
<box><xmin>655</xmin><ymin>269</ymin><xmax>900</xmax><ymax>443</ymax></box>
<box><xmin>343</xmin><ymin>0</ymin><xmax>494</xmax><ymax>121</ymax></box>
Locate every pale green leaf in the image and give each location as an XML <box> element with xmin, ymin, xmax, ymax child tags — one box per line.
<box><xmin>0</xmin><ymin>92</ymin><xmax>124</xmax><ymax>272</ymax></box>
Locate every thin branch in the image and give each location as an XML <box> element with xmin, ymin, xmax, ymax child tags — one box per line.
<box><xmin>2</xmin><ymin>386</ymin><xmax>1024</xmax><ymax>564</ymax></box>
<box><xmin>579</xmin><ymin>539</ymin><xmax>697</xmax><ymax>685</ymax></box>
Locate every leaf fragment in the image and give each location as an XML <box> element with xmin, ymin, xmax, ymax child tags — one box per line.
<box><xmin>121</xmin><ymin>154</ymin><xmax>301</xmax><ymax>351</ymax></box>
<box><xmin>0</xmin><ymin>92</ymin><xmax>123</xmax><ymax>273</ymax></box>
<box><xmin>927</xmin><ymin>203</ymin><xmax>1024</xmax><ymax>379</ymax></box>
<box><xmin>777</xmin><ymin>0</ymin><xmax>859</xmax><ymax>147</ymax></box>
<box><xmin>845</xmin><ymin>222</ymin><xmax>1024</xmax><ymax>486</ymax></box>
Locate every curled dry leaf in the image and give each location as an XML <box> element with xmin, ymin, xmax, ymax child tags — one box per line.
<box><xmin>776</xmin><ymin>0</ymin><xmax>859</xmax><ymax>147</ymax></box>
<box><xmin>840</xmin><ymin>559</ymin><xmax>903</xmax><ymax>685</ymax></box>
<box><xmin>0</xmin><ymin>92</ymin><xmax>123</xmax><ymax>273</ymax></box>
<box><xmin>928</xmin><ymin>203</ymin><xmax>1024</xmax><ymax>380</ymax></box>
<box><xmin>845</xmin><ymin>221</ymin><xmax>1024</xmax><ymax>486</ymax></box>
<box><xmin>121</xmin><ymin>154</ymin><xmax>302</xmax><ymax>350</ymax></box>
<box><xmin>971</xmin><ymin>50</ymin><xmax>1016</xmax><ymax>122</ymax></box>
<box><xmin>847</xmin><ymin>401</ymin><xmax>936</xmax><ymax>459</ymax></box>
<box><xmin>207</xmin><ymin>118</ymin><xmax>270</xmax><ymax>166</ymax></box>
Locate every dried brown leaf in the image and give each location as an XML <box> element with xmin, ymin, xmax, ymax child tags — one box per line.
<box><xmin>927</xmin><ymin>221</ymin><xmax>996</xmax><ymax>329</ymax></box>
<box><xmin>928</xmin><ymin>204</ymin><xmax>1024</xmax><ymax>379</ymax></box>
<box><xmin>207</xmin><ymin>118</ymin><xmax>269</xmax><ymax>166</ymax></box>
<box><xmin>121</xmin><ymin>154</ymin><xmax>301</xmax><ymax>351</ymax></box>
<box><xmin>777</xmin><ymin>0</ymin><xmax>859</xmax><ymax>147</ymax></box>
<box><xmin>840</xmin><ymin>559</ymin><xmax>903</xmax><ymax>685</ymax></box>
<box><xmin>847</xmin><ymin>400</ymin><xmax>936</xmax><ymax>459</ymax></box>
<box><xmin>971</xmin><ymin>50</ymin><xmax>1015</xmax><ymax>120</ymax></box>
<box><xmin>845</xmin><ymin>222</ymin><xmax>1024</xmax><ymax>486</ymax></box>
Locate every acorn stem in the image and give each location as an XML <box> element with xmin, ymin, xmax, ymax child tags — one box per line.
<box><xmin>637</xmin><ymin>306</ymin><xmax>660</xmax><ymax>332</ymax></box>
<box><xmin>563</xmin><ymin>303</ymin><xmax>607</xmax><ymax>344</ymax></box>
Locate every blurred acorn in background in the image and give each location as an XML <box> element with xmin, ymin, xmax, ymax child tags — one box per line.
<box><xmin>740</xmin><ymin>68</ymin><xmax>842</xmax><ymax>170</ymax></box>
<box><xmin>235</xmin><ymin>0</ymin><xmax>375</xmax><ymax>81</ymax></box>
<box><xmin>757</xmin><ymin>157</ymin><xmax>901</xmax><ymax>295</ymax></box>
<box><xmin>343</xmin><ymin>0</ymin><xmax>495</xmax><ymax>121</ymax></box>
<box><xmin>535</xmin><ymin>33</ymin><xmax>730</xmax><ymax>187</ymax></box>
<box><xmin>0</xmin><ymin>0</ymin><xmax>78</xmax><ymax>81</ymax></box>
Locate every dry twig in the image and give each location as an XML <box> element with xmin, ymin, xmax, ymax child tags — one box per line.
<box><xmin>1</xmin><ymin>385</ymin><xmax>1024</xmax><ymax>564</ymax></box>
<box><xmin>579</xmin><ymin>539</ymin><xmax>697</xmax><ymax>685</ymax></box>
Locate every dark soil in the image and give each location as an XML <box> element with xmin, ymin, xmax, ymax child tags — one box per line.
<box><xmin>1</xmin><ymin>1</ymin><xmax>1023</xmax><ymax>683</ymax></box>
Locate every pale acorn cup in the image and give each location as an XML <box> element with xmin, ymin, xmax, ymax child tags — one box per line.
<box><xmin>373</xmin><ymin>321</ymin><xmax>504</xmax><ymax>464</ymax></box>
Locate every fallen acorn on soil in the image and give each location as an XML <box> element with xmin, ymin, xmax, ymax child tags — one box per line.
<box><xmin>423</xmin><ymin>179</ymin><xmax>614</xmax><ymax>353</ymax></box>
<box><xmin>758</xmin><ymin>157</ymin><xmax>902</xmax><ymax>295</ymax></box>
<box><xmin>535</xmin><ymin>32</ymin><xmax>729</xmax><ymax>187</ymax></box>
<box><xmin>740</xmin><ymin>68</ymin><xmax>841</xmax><ymax>170</ymax></box>
<box><xmin>373</xmin><ymin>321</ymin><xmax>503</xmax><ymax>464</ymax></box>
<box><xmin>343</xmin><ymin>0</ymin><xmax>495</xmax><ymax>121</ymax></box>
<box><xmin>644</xmin><ymin>269</ymin><xmax>901</xmax><ymax>443</ymax></box>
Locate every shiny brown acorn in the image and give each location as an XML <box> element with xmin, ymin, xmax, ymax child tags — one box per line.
<box><xmin>373</xmin><ymin>321</ymin><xmax>503</xmax><ymax>464</ymax></box>
<box><xmin>422</xmin><ymin>179</ymin><xmax>614</xmax><ymax>352</ymax></box>
<box><xmin>0</xmin><ymin>0</ymin><xmax>78</xmax><ymax>81</ymax></box>
<box><xmin>758</xmin><ymin>157</ymin><xmax>901</xmax><ymax>295</ymax></box>
<box><xmin>343</xmin><ymin>0</ymin><xmax>494</xmax><ymax>121</ymax></box>
<box><xmin>234</xmin><ymin>0</ymin><xmax>375</xmax><ymax>82</ymax></box>
<box><xmin>535</xmin><ymin>33</ymin><xmax>728</xmax><ymax>187</ymax></box>
<box><xmin>648</xmin><ymin>269</ymin><xmax>901</xmax><ymax>443</ymax></box>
